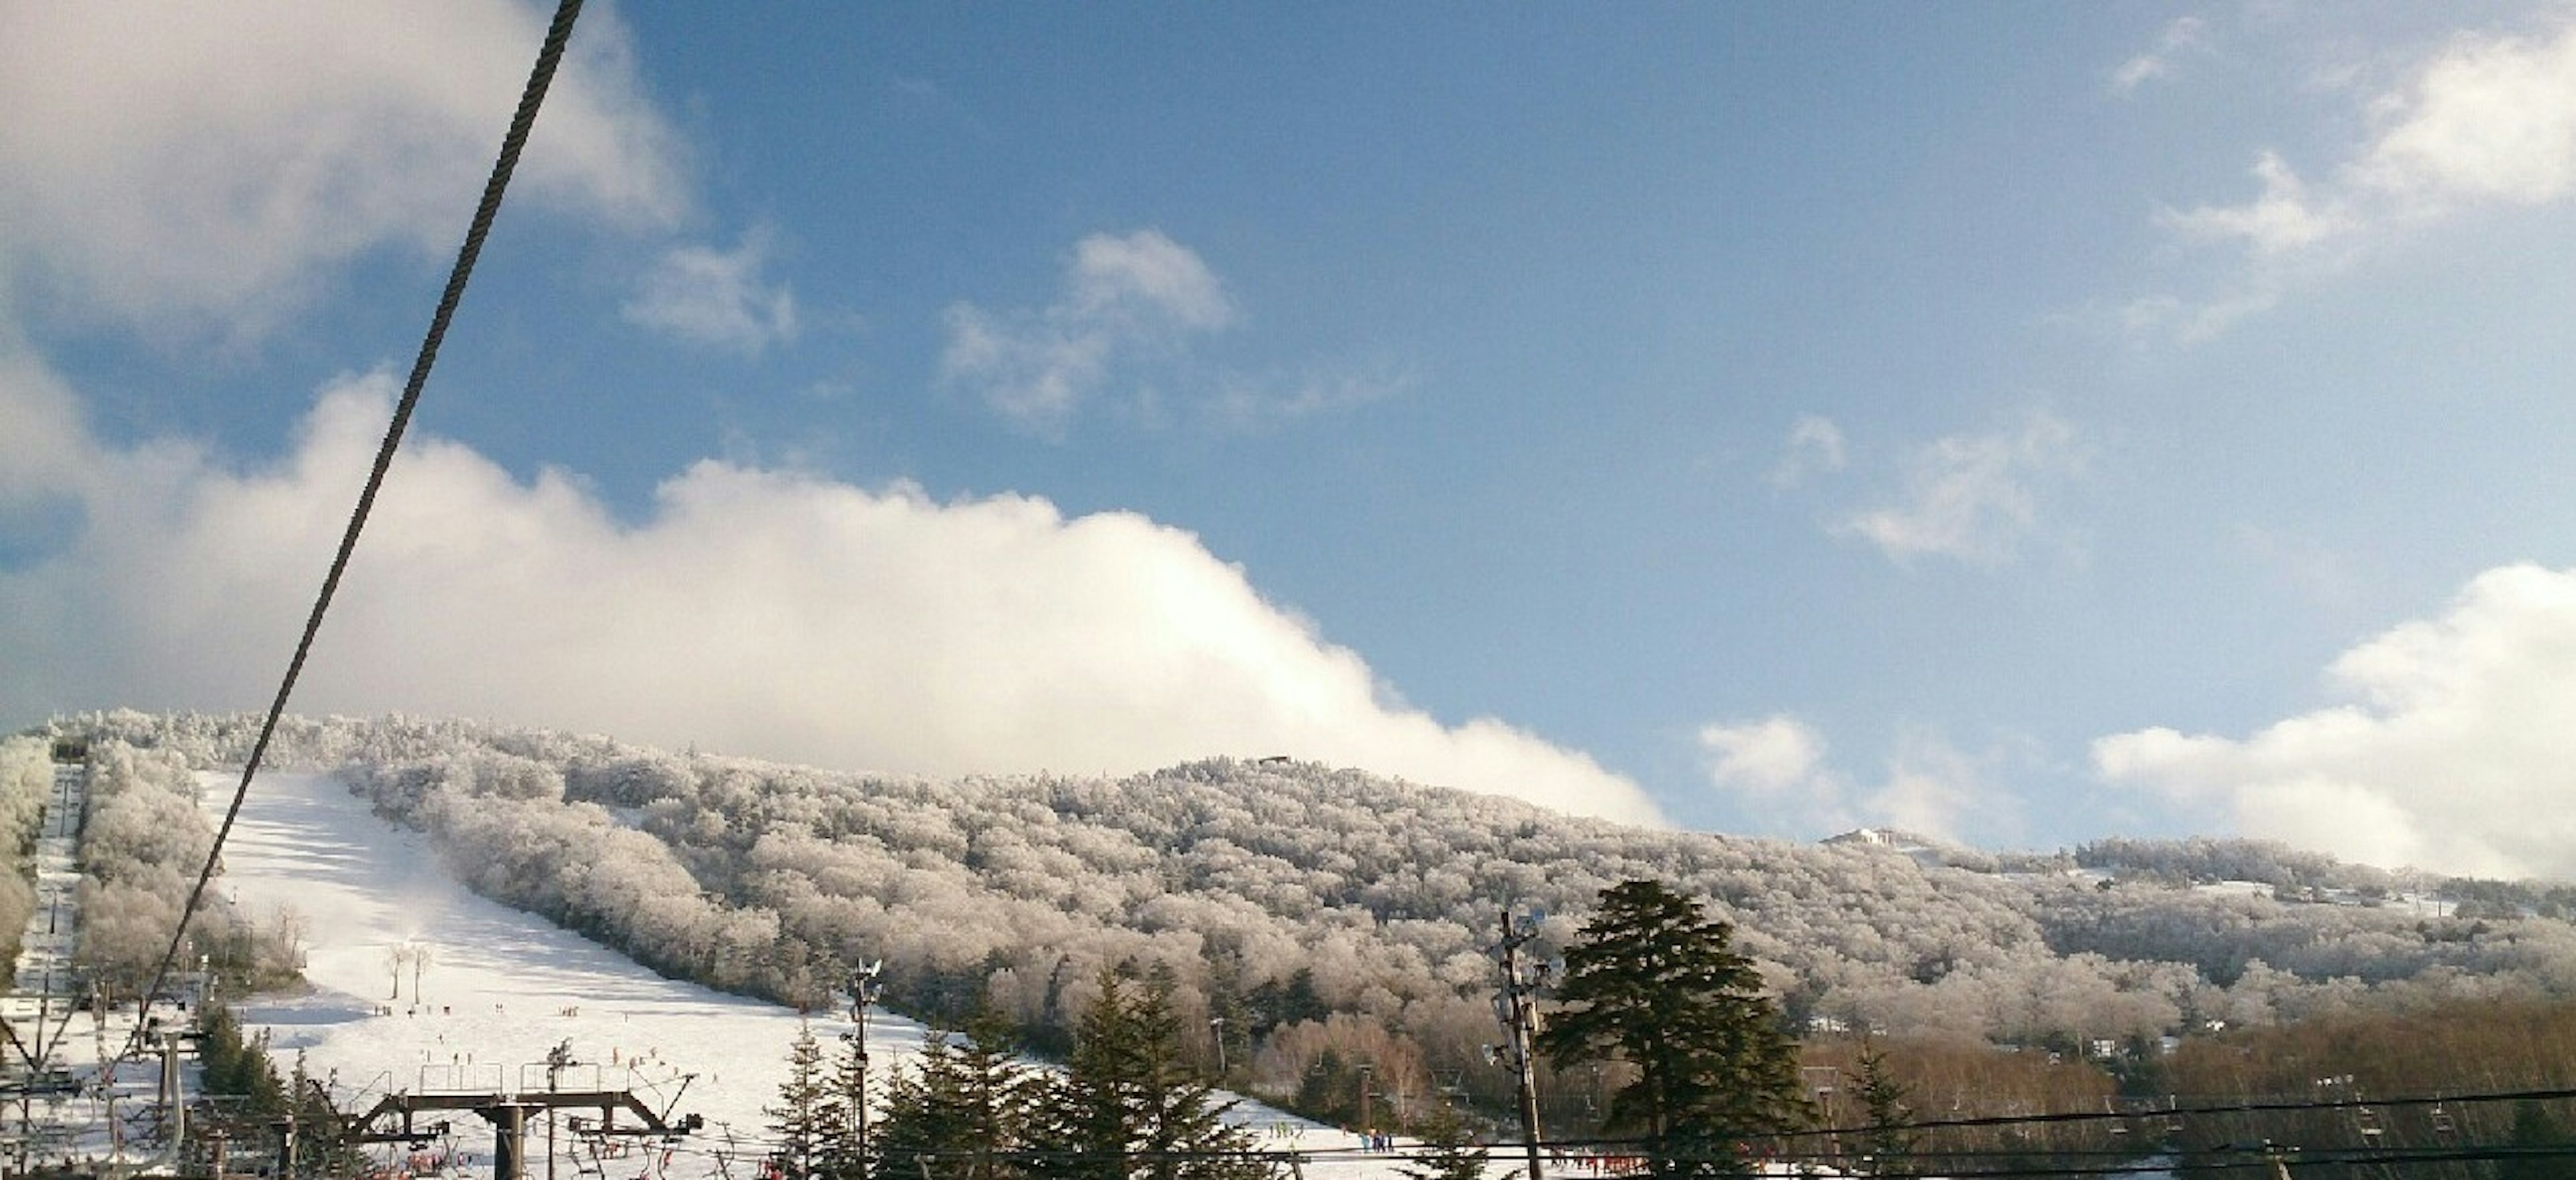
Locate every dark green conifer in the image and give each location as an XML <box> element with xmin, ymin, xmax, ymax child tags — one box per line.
<box><xmin>1537</xmin><ymin>879</ymin><xmax>1807</xmax><ymax>1179</ymax></box>
<box><xmin>768</xmin><ymin>1020</ymin><xmax>831</xmax><ymax>1180</ymax></box>
<box><xmin>1848</xmin><ymin>1040</ymin><xmax>1913</xmax><ymax>1176</ymax></box>
<box><xmin>1392</xmin><ymin>1107</ymin><xmax>1489</xmax><ymax>1180</ymax></box>
<box><xmin>1029</xmin><ymin>967</ymin><xmax>1264</xmax><ymax>1180</ymax></box>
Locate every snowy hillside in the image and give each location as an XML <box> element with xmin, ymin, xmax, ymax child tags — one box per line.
<box><xmin>208</xmin><ymin>771</ymin><xmax>1421</xmax><ymax>1179</ymax></box>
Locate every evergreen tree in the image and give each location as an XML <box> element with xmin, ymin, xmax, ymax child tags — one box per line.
<box><xmin>1030</xmin><ymin>968</ymin><xmax>1265</xmax><ymax>1180</ymax></box>
<box><xmin>1536</xmin><ymin>879</ymin><xmax>1807</xmax><ymax>1179</ymax></box>
<box><xmin>1393</xmin><ymin>1107</ymin><xmax>1489</xmax><ymax>1180</ymax></box>
<box><xmin>816</xmin><ymin>1026</ymin><xmax>867</xmax><ymax>1180</ymax></box>
<box><xmin>1847</xmin><ymin>1041</ymin><xmax>1913</xmax><ymax>1176</ymax></box>
<box><xmin>2502</xmin><ymin>1099</ymin><xmax>2568</xmax><ymax>1180</ymax></box>
<box><xmin>1293</xmin><ymin>1048</ymin><xmax>1354</xmax><ymax>1124</ymax></box>
<box><xmin>946</xmin><ymin>1004</ymin><xmax>1040</xmax><ymax>1180</ymax></box>
<box><xmin>870</xmin><ymin>1008</ymin><xmax>1038</xmax><ymax>1180</ymax></box>
<box><xmin>769</xmin><ymin>1020</ymin><xmax>833</xmax><ymax>1180</ymax></box>
<box><xmin>873</xmin><ymin>1031</ymin><xmax>965</xmax><ymax>1179</ymax></box>
<box><xmin>286</xmin><ymin>1050</ymin><xmax>367</xmax><ymax>1179</ymax></box>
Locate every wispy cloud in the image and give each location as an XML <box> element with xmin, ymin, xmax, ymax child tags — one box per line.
<box><xmin>1203</xmin><ymin>366</ymin><xmax>1414</xmax><ymax>433</ymax></box>
<box><xmin>2111</xmin><ymin>15</ymin><xmax>2212</xmax><ymax>95</ymax></box>
<box><xmin>2160</xmin><ymin>151</ymin><xmax>2362</xmax><ymax>258</ymax></box>
<box><xmin>2134</xmin><ymin>15</ymin><xmax>2576</xmax><ymax>339</ymax></box>
<box><xmin>1697</xmin><ymin>714</ymin><xmax>2021</xmax><ymax>844</ymax></box>
<box><xmin>1837</xmin><ymin>411</ymin><xmax>2087</xmax><ymax>566</ymax></box>
<box><xmin>941</xmin><ymin>229</ymin><xmax>1237</xmax><ymax>437</ymax></box>
<box><xmin>623</xmin><ymin>231</ymin><xmax>798</xmax><ymax>354</ymax></box>
<box><xmin>1868</xmin><ymin>728</ymin><xmax>1996</xmax><ymax>845</ymax></box>
<box><xmin>2096</xmin><ymin>564</ymin><xmax>2576</xmax><ymax>878</ymax></box>
<box><xmin>1769</xmin><ymin>415</ymin><xmax>1849</xmax><ymax>489</ymax></box>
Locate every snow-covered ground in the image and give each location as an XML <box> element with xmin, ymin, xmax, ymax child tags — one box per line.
<box><xmin>207</xmin><ymin>771</ymin><xmax>1477</xmax><ymax>1179</ymax></box>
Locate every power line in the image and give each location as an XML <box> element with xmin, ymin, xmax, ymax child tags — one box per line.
<box><xmin>124</xmin><ymin>0</ymin><xmax>589</xmax><ymax>1053</ymax></box>
<box><xmin>1772</xmin><ymin>1081</ymin><xmax>2576</xmax><ymax>1140</ymax></box>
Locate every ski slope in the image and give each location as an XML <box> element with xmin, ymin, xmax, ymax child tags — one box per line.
<box><xmin>207</xmin><ymin>771</ymin><xmax>1449</xmax><ymax>1179</ymax></box>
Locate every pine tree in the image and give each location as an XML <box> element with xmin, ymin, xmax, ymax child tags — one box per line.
<box><xmin>769</xmin><ymin>1020</ymin><xmax>833</xmax><ymax>1180</ymax></box>
<box><xmin>1393</xmin><ymin>1107</ymin><xmax>1489</xmax><ymax>1180</ymax></box>
<box><xmin>1536</xmin><ymin>879</ymin><xmax>1807</xmax><ymax>1179</ymax></box>
<box><xmin>816</xmin><ymin>1026</ymin><xmax>867</xmax><ymax>1180</ymax></box>
<box><xmin>1847</xmin><ymin>1041</ymin><xmax>1913</xmax><ymax>1176</ymax></box>
<box><xmin>2502</xmin><ymin>1099</ymin><xmax>2567</xmax><ymax>1180</ymax></box>
<box><xmin>1030</xmin><ymin>968</ymin><xmax>1264</xmax><ymax>1180</ymax></box>
<box><xmin>870</xmin><ymin>1002</ymin><xmax>1044</xmax><ymax>1179</ymax></box>
<box><xmin>948</xmin><ymin>1004</ymin><xmax>1040</xmax><ymax>1180</ymax></box>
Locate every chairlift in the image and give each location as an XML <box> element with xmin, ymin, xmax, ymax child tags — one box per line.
<box><xmin>2430</xmin><ymin>1102</ymin><xmax>2456</xmax><ymax>1134</ymax></box>
<box><xmin>2104</xmin><ymin>1097</ymin><xmax>2129</xmax><ymax>1136</ymax></box>
<box><xmin>2354</xmin><ymin>1105</ymin><xmax>2385</xmax><ymax>1140</ymax></box>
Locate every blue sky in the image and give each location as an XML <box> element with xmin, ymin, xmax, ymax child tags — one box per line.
<box><xmin>9</xmin><ymin>2</ymin><xmax>2576</xmax><ymax>877</ymax></box>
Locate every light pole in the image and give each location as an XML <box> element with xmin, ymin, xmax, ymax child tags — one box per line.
<box><xmin>1210</xmin><ymin>1016</ymin><xmax>1228</xmax><ymax>1079</ymax></box>
<box><xmin>845</xmin><ymin>961</ymin><xmax>885</xmax><ymax>1173</ymax></box>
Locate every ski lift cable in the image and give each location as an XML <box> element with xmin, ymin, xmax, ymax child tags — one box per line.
<box><xmin>119</xmin><ymin>0</ymin><xmax>589</xmax><ymax>1059</ymax></box>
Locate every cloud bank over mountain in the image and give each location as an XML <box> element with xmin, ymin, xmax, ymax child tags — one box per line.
<box><xmin>0</xmin><ymin>371</ymin><xmax>1661</xmax><ymax>826</ymax></box>
<box><xmin>2098</xmin><ymin>564</ymin><xmax>2576</xmax><ymax>879</ymax></box>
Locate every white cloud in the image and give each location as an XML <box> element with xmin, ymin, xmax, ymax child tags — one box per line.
<box><xmin>623</xmin><ymin>233</ymin><xmax>799</xmax><ymax>354</ymax></box>
<box><xmin>1065</xmin><ymin>230</ymin><xmax>1236</xmax><ymax>331</ymax></box>
<box><xmin>1699</xmin><ymin>714</ymin><xmax>1831</xmax><ymax>796</ymax></box>
<box><xmin>2111</xmin><ymin>15</ymin><xmax>2212</xmax><ymax>95</ymax></box>
<box><xmin>1866</xmin><ymin>729</ymin><xmax>1994</xmax><ymax>845</ymax></box>
<box><xmin>2161</xmin><ymin>152</ymin><xmax>2361</xmax><ymax>257</ymax></box>
<box><xmin>1697</xmin><ymin>713</ymin><xmax>2019</xmax><ymax>844</ymax></box>
<box><xmin>1699</xmin><ymin>713</ymin><xmax>1854</xmax><ymax>836</ymax></box>
<box><xmin>1838</xmin><ymin>411</ymin><xmax>2086</xmax><ymax>566</ymax></box>
<box><xmin>2143</xmin><ymin>17</ymin><xmax>2576</xmax><ymax>336</ymax></box>
<box><xmin>0</xmin><ymin>374</ymin><xmax>1664</xmax><ymax>828</ymax></box>
<box><xmin>0</xmin><ymin>1</ymin><xmax>684</xmax><ymax>339</ymax></box>
<box><xmin>2096</xmin><ymin>564</ymin><xmax>2576</xmax><ymax>878</ymax></box>
<box><xmin>941</xmin><ymin>230</ymin><xmax>1238</xmax><ymax>436</ymax></box>
<box><xmin>1769</xmin><ymin>415</ymin><xmax>1849</xmax><ymax>489</ymax></box>
<box><xmin>2357</xmin><ymin>23</ymin><xmax>2576</xmax><ymax>209</ymax></box>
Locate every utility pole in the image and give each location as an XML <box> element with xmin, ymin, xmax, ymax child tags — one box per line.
<box><xmin>846</xmin><ymin>961</ymin><xmax>885</xmax><ymax>1175</ymax></box>
<box><xmin>1492</xmin><ymin>906</ymin><xmax>1547</xmax><ymax>1180</ymax></box>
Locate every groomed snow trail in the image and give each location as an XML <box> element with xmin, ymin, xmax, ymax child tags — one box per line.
<box><xmin>208</xmin><ymin>771</ymin><xmax>1429</xmax><ymax>1179</ymax></box>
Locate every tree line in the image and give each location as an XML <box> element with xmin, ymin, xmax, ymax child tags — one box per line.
<box><xmin>800</xmin><ymin>878</ymin><xmax>1814</xmax><ymax>1180</ymax></box>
